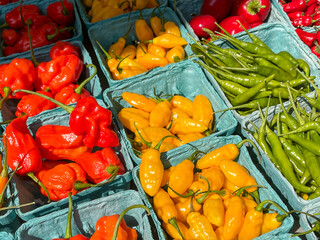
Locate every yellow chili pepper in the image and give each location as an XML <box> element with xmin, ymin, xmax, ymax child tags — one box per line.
<box><xmin>161</xmin><ymin>166</ymin><xmax>175</xmax><ymax>187</ymax></box>
<box><xmin>203</xmin><ymin>194</ymin><xmax>225</xmax><ymax>227</ymax></box>
<box><xmin>154</xmin><ymin>142</ymin><xmax>177</xmax><ymax>153</ymax></box>
<box><xmin>122</xmin><ymin>92</ymin><xmax>157</xmax><ymax>112</ymax></box>
<box><xmin>201</xmin><ymin>165</ymin><xmax>225</xmax><ymax>191</ymax></box>
<box><xmin>150</xmin><ymin>8</ymin><xmax>162</xmax><ymax>36</ymax></box>
<box><xmin>238</xmin><ymin>209</ymin><xmax>263</xmax><ymax>240</ymax></box>
<box><xmin>149</xmin><ymin>100</ymin><xmax>171</xmax><ymax>128</ymax></box>
<box><xmin>149</xmin><ymin>33</ymin><xmax>188</xmax><ymax>48</ymax></box>
<box><xmin>168</xmin><ymin>159</ymin><xmax>194</xmax><ymax>198</ymax></box>
<box><xmin>164</xmin><ymin>21</ymin><xmax>181</xmax><ymax>37</ymax></box>
<box><xmin>120</xmin><ymin>45</ymin><xmax>137</xmax><ymax>59</ymax></box>
<box><xmin>171</xmin><ymin>107</ymin><xmax>190</xmax><ymax>120</ymax></box>
<box><xmin>163</xmin><ymin>220</ymin><xmax>193</xmax><ymax>240</ymax></box>
<box><xmin>139</xmin><ymin>147</ymin><xmax>164</xmax><ymax>197</ymax></box>
<box><xmin>147</xmin><ymin>43</ymin><xmax>166</xmax><ymax>57</ymax></box>
<box><xmin>189</xmin><ymin>180</ymin><xmax>207</xmax><ymax>201</ymax></box>
<box><xmin>241</xmin><ymin>196</ymin><xmax>258</xmax><ymax>213</ymax></box>
<box><xmin>137</xmin><ymin>53</ymin><xmax>169</xmax><ymax>69</ymax></box>
<box><xmin>117</xmin><ymin>56</ymin><xmax>148</xmax><ymax>79</ymax></box>
<box><xmin>175</xmin><ymin>196</ymin><xmax>202</xmax><ymax>223</ymax></box>
<box><xmin>136</xmin><ymin>42</ymin><xmax>147</xmax><ymax>58</ymax></box>
<box><xmin>134</xmin><ymin>127</ymin><xmax>174</xmax><ymax>146</ymax></box>
<box><xmin>173</xmin><ymin>133</ymin><xmax>205</xmax><ymax>147</ymax></box>
<box><xmin>215</xmin><ymin>226</ymin><xmax>224</xmax><ymax>240</ymax></box>
<box><xmin>153</xmin><ymin>188</ymin><xmax>178</xmax><ymax>223</ymax></box>
<box><xmin>222</xmin><ymin>196</ymin><xmax>246</xmax><ymax>240</ymax></box>
<box><xmin>118</xmin><ymin>108</ymin><xmax>149</xmax><ymax>133</ymax></box>
<box><xmin>220</xmin><ymin>160</ymin><xmax>258</xmax><ymax>192</ymax></box>
<box><xmin>196</xmin><ymin>143</ymin><xmax>240</xmax><ymax>169</ymax></box>
<box><xmin>91</xmin><ymin>6</ymin><xmax>124</xmax><ymax>23</ymax></box>
<box><xmin>171</xmin><ymin>117</ymin><xmax>208</xmax><ymax>135</ymax></box>
<box><xmin>135</xmin><ymin>10</ymin><xmax>154</xmax><ymax>42</ymax></box>
<box><xmin>192</xmin><ymin>95</ymin><xmax>214</xmax><ymax>129</ymax></box>
<box><xmin>130</xmin><ymin>0</ymin><xmax>149</xmax><ymax>10</ymax></box>
<box><xmin>261</xmin><ymin>212</ymin><xmax>283</xmax><ymax>234</ymax></box>
<box><xmin>107</xmin><ymin>27</ymin><xmax>129</xmax><ymax>58</ymax></box>
<box><xmin>171</xmin><ymin>95</ymin><xmax>193</xmax><ymax>117</ymax></box>
<box><xmin>187</xmin><ymin>212</ymin><xmax>218</xmax><ymax>240</ymax></box>
<box><xmin>166</xmin><ymin>46</ymin><xmax>185</xmax><ymax>63</ymax></box>
<box><xmin>221</xmin><ymin>188</ymin><xmax>232</xmax><ymax>201</ymax></box>
<box><xmin>222</xmin><ymin>177</ymin><xmax>240</xmax><ymax>194</ymax></box>
<box><xmin>121</xmin><ymin>107</ymin><xmax>150</xmax><ymax>119</ymax></box>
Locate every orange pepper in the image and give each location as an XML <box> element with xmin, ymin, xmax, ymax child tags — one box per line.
<box><xmin>171</xmin><ymin>107</ymin><xmax>190</xmax><ymax>120</ymax></box>
<box><xmin>150</xmin><ymin>33</ymin><xmax>188</xmax><ymax>48</ymax></box>
<box><xmin>117</xmin><ymin>108</ymin><xmax>149</xmax><ymax>133</ymax></box>
<box><xmin>171</xmin><ymin>117</ymin><xmax>208</xmax><ymax>135</ymax></box>
<box><xmin>261</xmin><ymin>212</ymin><xmax>283</xmax><ymax>235</ymax></box>
<box><xmin>192</xmin><ymin>95</ymin><xmax>214</xmax><ymax>129</ymax></box>
<box><xmin>136</xmin><ymin>42</ymin><xmax>147</xmax><ymax>58</ymax></box>
<box><xmin>200</xmin><ymin>165</ymin><xmax>225</xmax><ymax>191</ymax></box>
<box><xmin>134</xmin><ymin>127</ymin><xmax>174</xmax><ymax>146</ymax></box>
<box><xmin>175</xmin><ymin>195</ymin><xmax>202</xmax><ymax>223</ymax></box>
<box><xmin>120</xmin><ymin>45</ymin><xmax>137</xmax><ymax>59</ymax></box>
<box><xmin>146</xmin><ymin>0</ymin><xmax>159</xmax><ymax>8</ymax></box>
<box><xmin>137</xmin><ymin>53</ymin><xmax>169</xmax><ymax>69</ymax></box>
<box><xmin>135</xmin><ymin>10</ymin><xmax>154</xmax><ymax>42</ymax></box>
<box><xmin>122</xmin><ymin>92</ymin><xmax>157</xmax><ymax>112</ymax></box>
<box><xmin>153</xmin><ymin>188</ymin><xmax>178</xmax><ymax>223</ymax></box>
<box><xmin>149</xmin><ymin>100</ymin><xmax>171</xmax><ymax>127</ymax></box>
<box><xmin>164</xmin><ymin>21</ymin><xmax>181</xmax><ymax>37</ymax></box>
<box><xmin>170</xmin><ymin>95</ymin><xmax>193</xmax><ymax>117</ymax></box>
<box><xmin>150</xmin><ymin>8</ymin><xmax>162</xmax><ymax>36</ymax></box>
<box><xmin>161</xmin><ymin>166</ymin><xmax>175</xmax><ymax>187</ymax></box>
<box><xmin>162</xmin><ymin>220</ymin><xmax>193</xmax><ymax>240</ymax></box>
<box><xmin>117</xmin><ymin>57</ymin><xmax>148</xmax><ymax>79</ymax></box>
<box><xmin>203</xmin><ymin>194</ymin><xmax>225</xmax><ymax>227</ymax></box>
<box><xmin>187</xmin><ymin>212</ymin><xmax>218</xmax><ymax>240</ymax></box>
<box><xmin>166</xmin><ymin>46</ymin><xmax>185</xmax><ymax>63</ymax></box>
<box><xmin>147</xmin><ymin>43</ymin><xmax>166</xmax><ymax>57</ymax></box>
<box><xmin>173</xmin><ymin>133</ymin><xmax>205</xmax><ymax>147</ymax></box>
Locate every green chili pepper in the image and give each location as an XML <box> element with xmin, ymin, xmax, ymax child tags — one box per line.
<box><xmin>301</xmin><ymin>148</ymin><xmax>320</xmax><ymax>187</ymax></box>
<box><xmin>286</xmin><ymin>133</ymin><xmax>320</xmax><ymax>157</ymax></box>
<box><xmin>300</xmin><ymin>169</ymin><xmax>311</xmax><ymax>185</ymax></box>
<box><xmin>297</xmin><ymin>59</ymin><xmax>310</xmax><ymax>76</ymax></box>
<box><xmin>277</xmin><ymin>51</ymin><xmax>299</xmax><ymax>67</ymax></box>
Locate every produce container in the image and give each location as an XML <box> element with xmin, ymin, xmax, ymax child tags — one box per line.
<box><xmin>0</xmin><ymin>232</ymin><xmax>14</xmax><ymax>240</ymax></box>
<box><xmin>0</xmin><ymin>40</ymin><xmax>103</xmax><ymax>130</ymax></box>
<box><xmin>75</xmin><ymin>0</ymin><xmax>168</xmax><ymax>29</ymax></box>
<box><xmin>88</xmin><ymin>7</ymin><xmax>194</xmax><ymax>87</ymax></box>
<box><xmin>300</xmin><ymin>202</ymin><xmax>320</xmax><ymax>240</ymax></box>
<box><xmin>133</xmin><ymin>135</ymin><xmax>295</xmax><ymax>239</ymax></box>
<box><xmin>202</xmin><ymin>22</ymin><xmax>320</xmax><ymax>124</ymax></box>
<box><xmin>168</xmin><ymin>0</ymin><xmax>290</xmax><ymax>40</ymax></box>
<box><xmin>0</xmin><ymin>0</ymin><xmax>83</xmax><ymax>60</ymax></box>
<box><xmin>10</xmin><ymin>99</ymin><xmax>134</xmax><ymax>221</ymax></box>
<box><xmin>241</xmin><ymin>96</ymin><xmax>320</xmax><ymax>210</ymax></box>
<box><xmin>104</xmin><ymin>60</ymin><xmax>237</xmax><ymax>165</ymax></box>
<box><xmin>15</xmin><ymin>190</ymin><xmax>155</xmax><ymax>239</ymax></box>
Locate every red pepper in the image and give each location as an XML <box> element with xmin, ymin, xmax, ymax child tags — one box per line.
<box><xmin>54</xmin><ymin>64</ymin><xmax>96</xmax><ymax>105</ymax></box>
<box><xmin>200</xmin><ymin>0</ymin><xmax>233</xmax><ymax>22</ymax></box>
<box><xmin>47</xmin><ymin>0</ymin><xmax>75</xmax><ymax>26</ymax></box>
<box><xmin>34</xmin><ymin>62</ymin><xmax>49</xmax><ymax>91</ymax></box>
<box><xmin>75</xmin><ymin>148</ymin><xmax>125</xmax><ymax>184</ymax></box>
<box><xmin>287</xmin><ymin>11</ymin><xmax>304</xmax><ymax>20</ymax></box>
<box><xmin>0</xmin><ymin>0</ymin><xmax>10</xmax><ymax>5</ymax></box>
<box><xmin>3</xmin><ymin>46</ymin><xmax>17</xmax><ymax>57</ymax></box>
<box><xmin>15</xmin><ymin>90</ymin><xmax>57</xmax><ymax>117</ymax></box>
<box><xmin>57</xmin><ymin>26</ymin><xmax>74</xmax><ymax>41</ymax></box>
<box><xmin>0</xmin><ymin>5</ymin><xmax>40</xmax><ymax>29</ymax></box>
<box><xmin>233</xmin><ymin>0</ymin><xmax>271</xmax><ymax>24</ymax></box>
<box><xmin>282</xmin><ymin>0</ymin><xmax>308</xmax><ymax>13</ymax></box>
<box><xmin>295</xmin><ymin>28</ymin><xmax>317</xmax><ymax>47</ymax></box>
<box><xmin>305</xmin><ymin>2</ymin><xmax>318</xmax><ymax>15</ymax></box>
<box><xmin>2</xmin><ymin>29</ymin><xmax>19</xmax><ymax>46</ymax></box>
<box><xmin>28</xmin><ymin>15</ymin><xmax>56</xmax><ymax>30</ymax></box>
<box><xmin>291</xmin><ymin>15</ymin><xmax>320</xmax><ymax>27</ymax></box>
<box><xmin>311</xmin><ymin>42</ymin><xmax>320</xmax><ymax>58</ymax></box>
<box><xmin>37</xmin><ymin>54</ymin><xmax>84</xmax><ymax>94</ymax></box>
<box><xmin>307</xmin><ymin>0</ymin><xmax>317</xmax><ymax>6</ymax></box>
<box><xmin>218</xmin><ymin>16</ymin><xmax>250</xmax><ymax>35</ymax></box>
<box><xmin>50</xmin><ymin>41</ymin><xmax>81</xmax><ymax>59</ymax></box>
<box><xmin>250</xmin><ymin>21</ymin><xmax>264</xmax><ymax>28</ymax></box>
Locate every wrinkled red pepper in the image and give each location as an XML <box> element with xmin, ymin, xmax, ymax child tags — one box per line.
<box><xmin>47</xmin><ymin>0</ymin><xmax>75</xmax><ymax>26</ymax></box>
<box><xmin>50</xmin><ymin>41</ymin><xmax>81</xmax><ymax>59</ymax></box>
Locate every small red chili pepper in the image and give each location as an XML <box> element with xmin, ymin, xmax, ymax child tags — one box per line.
<box><xmin>287</xmin><ymin>11</ymin><xmax>304</xmax><ymax>20</ymax></box>
<box><xmin>305</xmin><ymin>2</ymin><xmax>318</xmax><ymax>15</ymax></box>
<box><xmin>307</xmin><ymin>0</ymin><xmax>317</xmax><ymax>6</ymax></box>
<box><xmin>15</xmin><ymin>90</ymin><xmax>57</xmax><ymax>117</ymax></box>
<box><xmin>311</xmin><ymin>42</ymin><xmax>320</xmax><ymax>58</ymax></box>
<box><xmin>295</xmin><ymin>28</ymin><xmax>317</xmax><ymax>47</ymax></box>
<box><xmin>47</xmin><ymin>0</ymin><xmax>75</xmax><ymax>26</ymax></box>
<box><xmin>282</xmin><ymin>0</ymin><xmax>308</xmax><ymax>13</ymax></box>
<box><xmin>291</xmin><ymin>15</ymin><xmax>320</xmax><ymax>27</ymax></box>
<box><xmin>2</xmin><ymin>29</ymin><xmax>19</xmax><ymax>46</ymax></box>
<box><xmin>50</xmin><ymin>41</ymin><xmax>81</xmax><ymax>59</ymax></box>
<box><xmin>313</xmin><ymin>11</ymin><xmax>320</xmax><ymax>25</ymax></box>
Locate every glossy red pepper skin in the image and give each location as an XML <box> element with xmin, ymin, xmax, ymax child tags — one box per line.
<box><xmin>34</xmin><ymin>62</ymin><xmax>49</xmax><ymax>91</ymax></box>
<box><xmin>295</xmin><ymin>28</ymin><xmax>317</xmax><ymax>47</ymax></box>
<box><xmin>282</xmin><ymin>0</ymin><xmax>308</xmax><ymax>13</ymax></box>
<box><xmin>201</xmin><ymin>0</ymin><xmax>233</xmax><ymax>22</ymax></box>
<box><xmin>47</xmin><ymin>0</ymin><xmax>75</xmax><ymax>26</ymax></box>
<box><xmin>28</xmin><ymin>15</ymin><xmax>55</xmax><ymax>30</ymax></box>
<box><xmin>4</xmin><ymin>5</ymin><xmax>40</xmax><ymax>29</ymax></box>
<box><xmin>75</xmin><ymin>148</ymin><xmax>125</xmax><ymax>184</ymax></box>
<box><xmin>2</xmin><ymin>29</ymin><xmax>19</xmax><ymax>46</ymax></box>
<box><xmin>15</xmin><ymin>90</ymin><xmax>57</xmax><ymax>117</ymax></box>
<box><xmin>311</xmin><ymin>45</ymin><xmax>320</xmax><ymax>58</ymax></box>
<box><xmin>287</xmin><ymin>11</ymin><xmax>304</xmax><ymax>20</ymax></box>
<box><xmin>69</xmin><ymin>97</ymin><xmax>120</xmax><ymax>148</ymax></box>
<box><xmin>50</xmin><ymin>41</ymin><xmax>81</xmax><ymax>59</ymax></box>
<box><xmin>3</xmin><ymin>115</ymin><xmax>42</xmax><ymax>176</ymax></box>
<box><xmin>305</xmin><ymin>2</ymin><xmax>318</xmax><ymax>15</ymax></box>
<box><xmin>219</xmin><ymin>16</ymin><xmax>250</xmax><ymax>35</ymax></box>
<box><xmin>54</xmin><ymin>84</ymin><xmax>91</xmax><ymax>105</ymax></box>
<box><xmin>233</xmin><ymin>0</ymin><xmax>271</xmax><ymax>23</ymax></box>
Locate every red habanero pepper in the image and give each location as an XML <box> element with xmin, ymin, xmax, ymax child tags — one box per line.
<box><xmin>287</xmin><ymin>11</ymin><xmax>304</xmax><ymax>20</ymax></box>
<box><xmin>15</xmin><ymin>90</ymin><xmax>57</xmax><ymax>117</ymax></box>
<box><xmin>75</xmin><ymin>148</ymin><xmax>125</xmax><ymax>184</ymax></box>
<box><xmin>54</xmin><ymin>64</ymin><xmax>96</xmax><ymax>105</ymax></box>
<box><xmin>307</xmin><ymin>0</ymin><xmax>317</xmax><ymax>6</ymax></box>
<box><xmin>282</xmin><ymin>0</ymin><xmax>308</xmax><ymax>13</ymax></box>
<box><xmin>47</xmin><ymin>0</ymin><xmax>75</xmax><ymax>26</ymax></box>
<box><xmin>295</xmin><ymin>28</ymin><xmax>317</xmax><ymax>47</ymax></box>
<box><xmin>34</xmin><ymin>62</ymin><xmax>49</xmax><ymax>91</ymax></box>
<box><xmin>50</xmin><ymin>41</ymin><xmax>81</xmax><ymax>59</ymax></box>
<box><xmin>35</xmin><ymin>125</ymin><xmax>91</xmax><ymax>161</ymax></box>
<box><xmin>28</xmin><ymin>15</ymin><xmax>56</xmax><ymax>30</ymax></box>
<box><xmin>13</xmin><ymin>90</ymin><xmax>120</xmax><ymax>149</ymax></box>
<box><xmin>3</xmin><ymin>115</ymin><xmax>51</xmax><ymax>202</ymax></box>
<box><xmin>2</xmin><ymin>29</ymin><xmax>19</xmax><ymax>46</ymax></box>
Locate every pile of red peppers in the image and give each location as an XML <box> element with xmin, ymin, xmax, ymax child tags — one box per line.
<box><xmin>0</xmin><ymin>0</ymin><xmax>75</xmax><ymax>56</ymax></box>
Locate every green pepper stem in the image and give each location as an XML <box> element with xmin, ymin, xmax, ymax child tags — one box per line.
<box><xmin>0</xmin><ymin>22</ymin><xmax>8</xmax><ymax>28</ymax></box>
<box><xmin>13</xmin><ymin>89</ymin><xmax>74</xmax><ymax>113</ymax></box>
<box><xmin>196</xmin><ymin>175</ymin><xmax>211</xmax><ymax>204</ymax></box>
<box><xmin>236</xmin><ymin>138</ymin><xmax>261</xmax><ymax>163</ymax></box>
<box><xmin>233</xmin><ymin>185</ymin><xmax>266</xmax><ymax>197</ymax></box>
<box><xmin>0</xmin><ymin>87</ymin><xmax>11</xmax><ymax>110</ymax></box>
<box><xmin>96</xmin><ymin>40</ymin><xmax>112</xmax><ymax>60</ymax></box>
<box><xmin>255</xmin><ymin>199</ymin><xmax>288</xmax><ymax>215</ymax></box>
<box><xmin>291</xmin><ymin>221</ymin><xmax>320</xmax><ymax>237</ymax></box>
<box><xmin>111</xmin><ymin>204</ymin><xmax>150</xmax><ymax>240</ymax></box>
<box><xmin>74</xmin><ymin>64</ymin><xmax>97</xmax><ymax>95</ymax></box>
<box><xmin>59</xmin><ymin>0</ymin><xmax>70</xmax><ymax>15</ymax></box>
<box><xmin>64</xmin><ymin>192</ymin><xmax>73</xmax><ymax>239</ymax></box>
<box><xmin>167</xmin><ymin>186</ymin><xmax>194</xmax><ymax>198</ymax></box>
<box><xmin>27</xmin><ymin>172</ymin><xmax>51</xmax><ymax>203</ymax></box>
<box><xmin>46</xmin><ymin>23</ymin><xmax>59</xmax><ymax>41</ymax></box>
<box><xmin>168</xmin><ymin>217</ymin><xmax>185</xmax><ymax>240</ymax></box>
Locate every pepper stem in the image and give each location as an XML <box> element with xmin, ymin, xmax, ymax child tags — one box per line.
<box><xmin>13</xmin><ymin>89</ymin><xmax>74</xmax><ymax>113</ymax></box>
<box><xmin>111</xmin><ymin>204</ymin><xmax>150</xmax><ymax>240</ymax></box>
<box><xmin>74</xmin><ymin>165</ymin><xmax>119</xmax><ymax>191</ymax></box>
<box><xmin>0</xmin><ymin>22</ymin><xmax>8</xmax><ymax>28</ymax></box>
<box><xmin>168</xmin><ymin>217</ymin><xmax>185</xmax><ymax>240</ymax></box>
<box><xmin>46</xmin><ymin>23</ymin><xmax>59</xmax><ymax>41</ymax></box>
<box><xmin>233</xmin><ymin>185</ymin><xmax>266</xmax><ymax>197</ymax></box>
<box><xmin>64</xmin><ymin>192</ymin><xmax>73</xmax><ymax>239</ymax></box>
<box><xmin>27</xmin><ymin>172</ymin><xmax>51</xmax><ymax>203</ymax></box>
<box><xmin>196</xmin><ymin>175</ymin><xmax>211</xmax><ymax>204</ymax></box>
<box><xmin>0</xmin><ymin>87</ymin><xmax>11</xmax><ymax>110</ymax></box>
<box><xmin>96</xmin><ymin>40</ymin><xmax>112</xmax><ymax>60</ymax></box>
<box><xmin>255</xmin><ymin>199</ymin><xmax>288</xmax><ymax>215</ymax></box>
<box><xmin>166</xmin><ymin>186</ymin><xmax>194</xmax><ymax>198</ymax></box>
<box><xmin>0</xmin><ymin>201</ymin><xmax>35</xmax><ymax>211</ymax></box>
<box><xmin>59</xmin><ymin>0</ymin><xmax>70</xmax><ymax>16</ymax></box>
<box><xmin>236</xmin><ymin>138</ymin><xmax>261</xmax><ymax>163</ymax></box>
<box><xmin>74</xmin><ymin>64</ymin><xmax>97</xmax><ymax>95</ymax></box>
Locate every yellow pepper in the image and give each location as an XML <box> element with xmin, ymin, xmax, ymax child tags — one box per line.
<box><xmin>122</xmin><ymin>92</ymin><xmax>157</xmax><ymax>112</ymax></box>
<box><xmin>215</xmin><ymin>226</ymin><xmax>224</xmax><ymax>240</ymax></box>
<box><xmin>117</xmin><ymin>108</ymin><xmax>149</xmax><ymax>133</ymax></box>
<box><xmin>222</xmin><ymin>177</ymin><xmax>240</xmax><ymax>194</ymax></box>
<box><xmin>261</xmin><ymin>212</ymin><xmax>283</xmax><ymax>235</ymax></box>
<box><xmin>147</xmin><ymin>43</ymin><xmax>166</xmax><ymax>57</ymax></box>
<box><xmin>170</xmin><ymin>95</ymin><xmax>193</xmax><ymax>117</ymax></box>
<box><xmin>175</xmin><ymin>196</ymin><xmax>202</xmax><ymax>223</ymax></box>
<box><xmin>120</xmin><ymin>107</ymin><xmax>150</xmax><ymax>119</ymax></box>
<box><xmin>130</xmin><ymin>0</ymin><xmax>149</xmax><ymax>10</ymax></box>
<box><xmin>173</xmin><ymin>133</ymin><xmax>205</xmax><ymax>147</ymax></box>
<box><xmin>150</xmin><ymin>8</ymin><xmax>162</xmax><ymax>36</ymax></box>
<box><xmin>166</xmin><ymin>46</ymin><xmax>185</xmax><ymax>63</ymax></box>
<box><xmin>187</xmin><ymin>212</ymin><xmax>218</xmax><ymax>240</ymax></box>
<box><xmin>161</xmin><ymin>166</ymin><xmax>175</xmax><ymax>187</ymax></box>
<box><xmin>203</xmin><ymin>194</ymin><xmax>225</xmax><ymax>227</ymax></box>
<box><xmin>139</xmin><ymin>148</ymin><xmax>163</xmax><ymax>196</ymax></box>
<box><xmin>192</xmin><ymin>95</ymin><xmax>214</xmax><ymax>129</ymax></box>
<box><xmin>222</xmin><ymin>196</ymin><xmax>246</xmax><ymax>240</ymax></box>
<box><xmin>136</xmin><ymin>42</ymin><xmax>147</xmax><ymax>58</ymax></box>
<box><xmin>153</xmin><ymin>188</ymin><xmax>178</xmax><ymax>223</ymax></box>
<box><xmin>201</xmin><ymin>165</ymin><xmax>225</xmax><ymax>191</ymax></box>
<box><xmin>108</xmin><ymin>33</ymin><xmax>126</xmax><ymax>58</ymax></box>
<box><xmin>189</xmin><ymin>180</ymin><xmax>208</xmax><ymax>201</ymax></box>
<box><xmin>168</xmin><ymin>159</ymin><xmax>194</xmax><ymax>198</ymax></box>
<box><xmin>238</xmin><ymin>209</ymin><xmax>263</xmax><ymax>240</ymax></box>
<box><xmin>164</xmin><ymin>21</ymin><xmax>181</xmax><ymax>37</ymax></box>
<box><xmin>150</xmin><ymin>33</ymin><xmax>188</xmax><ymax>48</ymax></box>
<box><xmin>91</xmin><ymin>5</ymin><xmax>124</xmax><ymax>23</ymax></box>
<box><xmin>149</xmin><ymin>100</ymin><xmax>171</xmax><ymax>128</ymax></box>
<box><xmin>163</xmin><ymin>220</ymin><xmax>193</xmax><ymax>240</ymax></box>
<box><xmin>171</xmin><ymin>117</ymin><xmax>209</xmax><ymax>135</ymax></box>
<box><xmin>171</xmin><ymin>107</ymin><xmax>190</xmax><ymax>120</ymax></box>
<box><xmin>117</xmin><ymin>57</ymin><xmax>148</xmax><ymax>79</ymax></box>
<box><xmin>196</xmin><ymin>143</ymin><xmax>240</xmax><ymax>169</ymax></box>
<box><xmin>241</xmin><ymin>196</ymin><xmax>258</xmax><ymax>213</ymax></box>
<box><xmin>135</xmin><ymin>10</ymin><xmax>154</xmax><ymax>42</ymax></box>
<box><xmin>137</xmin><ymin>53</ymin><xmax>169</xmax><ymax>69</ymax></box>
<box><xmin>120</xmin><ymin>45</ymin><xmax>137</xmax><ymax>59</ymax></box>
<box><xmin>220</xmin><ymin>160</ymin><xmax>258</xmax><ymax>192</ymax></box>
<box><xmin>134</xmin><ymin>127</ymin><xmax>174</xmax><ymax>146</ymax></box>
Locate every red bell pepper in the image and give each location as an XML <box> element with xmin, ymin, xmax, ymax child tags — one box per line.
<box><xmin>282</xmin><ymin>0</ymin><xmax>308</xmax><ymax>13</ymax></box>
<box><xmin>54</xmin><ymin>64</ymin><xmax>95</xmax><ymax>105</ymax></box>
<box><xmin>233</xmin><ymin>0</ymin><xmax>271</xmax><ymax>24</ymax></box>
<box><xmin>47</xmin><ymin>0</ymin><xmax>75</xmax><ymax>26</ymax></box>
<box><xmin>2</xmin><ymin>29</ymin><xmax>19</xmax><ymax>46</ymax></box>
<box><xmin>295</xmin><ymin>28</ymin><xmax>317</xmax><ymax>47</ymax></box>
<box><xmin>75</xmin><ymin>148</ymin><xmax>125</xmax><ymax>184</ymax></box>
<box><xmin>15</xmin><ymin>90</ymin><xmax>57</xmax><ymax>117</ymax></box>
<box><xmin>50</xmin><ymin>41</ymin><xmax>81</xmax><ymax>59</ymax></box>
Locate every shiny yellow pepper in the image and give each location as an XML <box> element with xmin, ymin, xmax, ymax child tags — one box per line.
<box><xmin>200</xmin><ymin>165</ymin><xmax>225</xmax><ymax>191</ymax></box>
<box><xmin>117</xmin><ymin>56</ymin><xmax>148</xmax><ymax>79</ymax></box>
<box><xmin>136</xmin><ymin>42</ymin><xmax>148</xmax><ymax>58</ymax></box>
<box><xmin>175</xmin><ymin>195</ymin><xmax>202</xmax><ymax>223</ymax></box>
<box><xmin>173</xmin><ymin>133</ymin><xmax>205</xmax><ymax>147</ymax></box>
<box><xmin>192</xmin><ymin>94</ymin><xmax>214</xmax><ymax>129</ymax></box>
<box><xmin>203</xmin><ymin>194</ymin><xmax>225</xmax><ymax>228</ymax></box>
<box><xmin>153</xmin><ymin>188</ymin><xmax>178</xmax><ymax>223</ymax></box>
<box><xmin>171</xmin><ymin>117</ymin><xmax>209</xmax><ymax>135</ymax></box>
<box><xmin>164</xmin><ymin>21</ymin><xmax>181</xmax><ymax>37</ymax></box>
<box><xmin>148</xmin><ymin>33</ymin><xmax>188</xmax><ymax>48</ymax></box>
<box><xmin>137</xmin><ymin>53</ymin><xmax>169</xmax><ymax>69</ymax></box>
<box><xmin>135</xmin><ymin>10</ymin><xmax>154</xmax><ymax>42</ymax></box>
<box><xmin>122</xmin><ymin>92</ymin><xmax>157</xmax><ymax>112</ymax></box>
<box><xmin>134</xmin><ymin>127</ymin><xmax>174</xmax><ymax>147</ymax></box>
<box><xmin>161</xmin><ymin>166</ymin><xmax>175</xmax><ymax>187</ymax></box>
<box><xmin>170</xmin><ymin>95</ymin><xmax>193</xmax><ymax>117</ymax></box>
<box><xmin>147</xmin><ymin>43</ymin><xmax>166</xmax><ymax>57</ymax></box>
<box><xmin>171</xmin><ymin>107</ymin><xmax>190</xmax><ymax>120</ymax></box>
<box><xmin>261</xmin><ymin>212</ymin><xmax>285</xmax><ymax>235</ymax></box>
<box><xmin>166</xmin><ymin>46</ymin><xmax>185</xmax><ymax>63</ymax></box>
<box><xmin>118</xmin><ymin>107</ymin><xmax>149</xmax><ymax>133</ymax></box>
<box><xmin>149</xmin><ymin>100</ymin><xmax>171</xmax><ymax>128</ymax></box>
<box><xmin>120</xmin><ymin>45</ymin><xmax>137</xmax><ymax>59</ymax></box>
<box><xmin>150</xmin><ymin>8</ymin><xmax>162</xmax><ymax>36</ymax></box>
<box><xmin>163</xmin><ymin>220</ymin><xmax>193</xmax><ymax>240</ymax></box>
<box><xmin>187</xmin><ymin>212</ymin><xmax>218</xmax><ymax>240</ymax></box>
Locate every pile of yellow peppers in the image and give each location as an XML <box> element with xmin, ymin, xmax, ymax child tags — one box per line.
<box><xmin>83</xmin><ymin>0</ymin><xmax>159</xmax><ymax>23</ymax></box>
<box><xmin>98</xmin><ymin>9</ymin><xmax>188</xmax><ymax>81</ymax></box>
<box><xmin>117</xmin><ymin>91</ymin><xmax>214</xmax><ymax>154</ymax></box>
<box><xmin>139</xmin><ymin>143</ymin><xmax>286</xmax><ymax>240</ymax></box>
